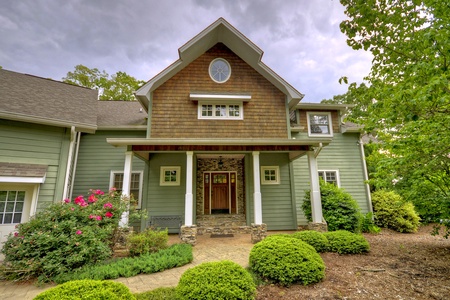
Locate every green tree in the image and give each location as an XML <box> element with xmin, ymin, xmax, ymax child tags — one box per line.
<box><xmin>338</xmin><ymin>0</ymin><xmax>450</xmax><ymax>236</ymax></box>
<box><xmin>63</xmin><ymin>65</ymin><xmax>144</xmax><ymax>100</ymax></box>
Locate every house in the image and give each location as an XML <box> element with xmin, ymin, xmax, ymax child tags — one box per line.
<box><xmin>0</xmin><ymin>18</ymin><xmax>372</xmax><ymax>246</ymax></box>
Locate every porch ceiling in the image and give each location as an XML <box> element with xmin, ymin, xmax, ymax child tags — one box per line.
<box><xmin>107</xmin><ymin>138</ymin><xmax>331</xmax><ymax>161</ymax></box>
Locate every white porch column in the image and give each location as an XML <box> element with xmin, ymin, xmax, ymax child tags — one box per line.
<box><xmin>252</xmin><ymin>151</ymin><xmax>263</xmax><ymax>224</ymax></box>
<box><xmin>119</xmin><ymin>151</ymin><xmax>133</xmax><ymax>227</ymax></box>
<box><xmin>184</xmin><ymin>151</ymin><xmax>194</xmax><ymax>226</ymax></box>
<box><xmin>307</xmin><ymin>151</ymin><xmax>323</xmax><ymax>223</ymax></box>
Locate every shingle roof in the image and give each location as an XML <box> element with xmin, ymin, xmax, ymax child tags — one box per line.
<box><xmin>0</xmin><ymin>69</ymin><xmax>98</xmax><ymax>132</ymax></box>
<box><xmin>97</xmin><ymin>100</ymin><xmax>147</xmax><ymax>128</ymax></box>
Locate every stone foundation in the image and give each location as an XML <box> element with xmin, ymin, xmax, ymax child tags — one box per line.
<box><xmin>251</xmin><ymin>223</ymin><xmax>267</xmax><ymax>243</ymax></box>
<box><xmin>180</xmin><ymin>225</ymin><xmax>198</xmax><ymax>245</ymax></box>
<box><xmin>196</xmin><ymin>214</ymin><xmax>250</xmax><ymax>235</ymax></box>
<box><xmin>307</xmin><ymin>222</ymin><xmax>328</xmax><ymax>232</ymax></box>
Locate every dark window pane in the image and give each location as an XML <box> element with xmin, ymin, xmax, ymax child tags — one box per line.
<box><xmin>4</xmin><ymin>213</ymin><xmax>12</xmax><ymax>224</ymax></box>
<box><xmin>13</xmin><ymin>213</ymin><xmax>22</xmax><ymax>223</ymax></box>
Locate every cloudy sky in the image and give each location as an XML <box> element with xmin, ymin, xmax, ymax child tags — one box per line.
<box><xmin>0</xmin><ymin>0</ymin><xmax>372</xmax><ymax>102</ymax></box>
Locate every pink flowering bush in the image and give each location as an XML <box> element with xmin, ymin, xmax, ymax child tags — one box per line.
<box><xmin>1</xmin><ymin>189</ymin><xmax>136</xmax><ymax>282</ymax></box>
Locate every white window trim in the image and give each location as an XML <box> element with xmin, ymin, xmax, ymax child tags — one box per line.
<box><xmin>198</xmin><ymin>101</ymin><xmax>244</xmax><ymax>120</ymax></box>
<box><xmin>260</xmin><ymin>166</ymin><xmax>280</xmax><ymax>185</ymax></box>
<box><xmin>307</xmin><ymin>111</ymin><xmax>333</xmax><ymax>137</ymax></box>
<box><xmin>160</xmin><ymin>166</ymin><xmax>181</xmax><ymax>186</ymax></box>
<box><xmin>318</xmin><ymin>170</ymin><xmax>340</xmax><ymax>187</ymax></box>
<box><xmin>110</xmin><ymin>170</ymin><xmax>143</xmax><ymax>207</ymax></box>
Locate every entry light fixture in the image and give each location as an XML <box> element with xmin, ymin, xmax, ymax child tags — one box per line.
<box><xmin>218</xmin><ymin>156</ymin><xmax>223</xmax><ymax>169</ymax></box>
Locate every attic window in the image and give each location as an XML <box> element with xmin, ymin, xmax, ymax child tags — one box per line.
<box><xmin>307</xmin><ymin>112</ymin><xmax>333</xmax><ymax>137</ymax></box>
<box><xmin>209</xmin><ymin>58</ymin><xmax>231</xmax><ymax>83</ymax></box>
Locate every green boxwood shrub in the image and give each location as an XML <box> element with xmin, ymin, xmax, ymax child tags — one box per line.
<box><xmin>33</xmin><ymin>280</ymin><xmax>135</xmax><ymax>300</ymax></box>
<box><xmin>1</xmin><ymin>189</ymin><xmax>137</xmax><ymax>282</ymax></box>
<box><xmin>249</xmin><ymin>236</ymin><xmax>325</xmax><ymax>286</ymax></box>
<box><xmin>53</xmin><ymin>243</ymin><xmax>193</xmax><ymax>284</ymax></box>
<box><xmin>135</xmin><ymin>287</ymin><xmax>177</xmax><ymax>300</ymax></box>
<box><xmin>291</xmin><ymin>230</ymin><xmax>329</xmax><ymax>252</ymax></box>
<box><xmin>302</xmin><ymin>181</ymin><xmax>362</xmax><ymax>232</ymax></box>
<box><xmin>127</xmin><ymin>228</ymin><xmax>169</xmax><ymax>257</ymax></box>
<box><xmin>176</xmin><ymin>260</ymin><xmax>256</xmax><ymax>300</ymax></box>
<box><xmin>323</xmin><ymin>230</ymin><xmax>370</xmax><ymax>254</ymax></box>
<box><xmin>371</xmin><ymin>190</ymin><xmax>420</xmax><ymax>233</ymax></box>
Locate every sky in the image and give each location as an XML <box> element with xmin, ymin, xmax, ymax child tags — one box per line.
<box><xmin>0</xmin><ymin>0</ymin><xmax>373</xmax><ymax>103</ymax></box>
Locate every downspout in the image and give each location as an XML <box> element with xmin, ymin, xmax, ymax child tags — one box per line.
<box><xmin>359</xmin><ymin>138</ymin><xmax>373</xmax><ymax>213</ymax></box>
<box><xmin>314</xmin><ymin>143</ymin><xmax>323</xmax><ymax>158</ymax></box>
<box><xmin>68</xmin><ymin>131</ymin><xmax>82</xmax><ymax>200</ymax></box>
<box><xmin>62</xmin><ymin>126</ymin><xmax>76</xmax><ymax>200</ymax></box>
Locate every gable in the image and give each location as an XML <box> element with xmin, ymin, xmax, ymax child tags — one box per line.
<box><xmin>150</xmin><ymin>43</ymin><xmax>288</xmax><ymax>139</ymax></box>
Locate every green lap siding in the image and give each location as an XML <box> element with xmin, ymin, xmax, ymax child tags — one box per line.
<box><xmin>293</xmin><ymin>133</ymin><xmax>370</xmax><ymax>226</ymax></box>
<box><xmin>144</xmin><ymin>153</ymin><xmax>186</xmax><ymax>223</ymax></box>
<box><xmin>260</xmin><ymin>153</ymin><xmax>295</xmax><ymax>230</ymax></box>
<box><xmin>0</xmin><ymin>119</ymin><xmax>70</xmax><ymax>210</ymax></box>
<box><xmin>72</xmin><ymin>130</ymin><xmax>146</xmax><ymax>197</ymax></box>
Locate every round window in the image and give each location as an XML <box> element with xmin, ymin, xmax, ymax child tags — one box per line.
<box><xmin>209</xmin><ymin>58</ymin><xmax>231</xmax><ymax>83</ymax></box>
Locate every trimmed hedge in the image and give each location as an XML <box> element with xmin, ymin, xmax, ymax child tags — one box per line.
<box><xmin>33</xmin><ymin>280</ymin><xmax>135</xmax><ymax>300</ymax></box>
<box><xmin>249</xmin><ymin>236</ymin><xmax>325</xmax><ymax>286</ymax></box>
<box><xmin>323</xmin><ymin>230</ymin><xmax>370</xmax><ymax>254</ymax></box>
<box><xmin>176</xmin><ymin>260</ymin><xmax>256</xmax><ymax>300</ymax></box>
<box><xmin>53</xmin><ymin>243</ymin><xmax>193</xmax><ymax>284</ymax></box>
<box><xmin>291</xmin><ymin>230</ymin><xmax>329</xmax><ymax>252</ymax></box>
<box><xmin>371</xmin><ymin>190</ymin><xmax>420</xmax><ymax>233</ymax></box>
<box><xmin>127</xmin><ymin>228</ymin><xmax>169</xmax><ymax>257</ymax></box>
<box><xmin>135</xmin><ymin>287</ymin><xmax>177</xmax><ymax>300</ymax></box>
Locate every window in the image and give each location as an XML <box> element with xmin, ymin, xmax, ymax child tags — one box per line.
<box><xmin>261</xmin><ymin>166</ymin><xmax>280</xmax><ymax>185</ymax></box>
<box><xmin>0</xmin><ymin>190</ymin><xmax>25</xmax><ymax>224</ymax></box>
<box><xmin>318</xmin><ymin>170</ymin><xmax>340</xmax><ymax>186</ymax></box>
<box><xmin>307</xmin><ymin>112</ymin><xmax>333</xmax><ymax>137</ymax></box>
<box><xmin>209</xmin><ymin>58</ymin><xmax>231</xmax><ymax>83</ymax></box>
<box><xmin>198</xmin><ymin>102</ymin><xmax>243</xmax><ymax>120</ymax></box>
<box><xmin>110</xmin><ymin>171</ymin><xmax>143</xmax><ymax>207</ymax></box>
<box><xmin>160</xmin><ymin>166</ymin><xmax>181</xmax><ymax>186</ymax></box>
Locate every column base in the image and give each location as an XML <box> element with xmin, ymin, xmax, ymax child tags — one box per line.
<box><xmin>308</xmin><ymin>222</ymin><xmax>328</xmax><ymax>232</ymax></box>
<box><xmin>251</xmin><ymin>223</ymin><xmax>267</xmax><ymax>243</ymax></box>
<box><xmin>180</xmin><ymin>225</ymin><xmax>197</xmax><ymax>246</ymax></box>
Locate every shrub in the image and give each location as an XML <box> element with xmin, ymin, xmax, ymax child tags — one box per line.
<box><xmin>176</xmin><ymin>260</ymin><xmax>256</xmax><ymax>300</ymax></box>
<box><xmin>53</xmin><ymin>243</ymin><xmax>193</xmax><ymax>284</ymax></box>
<box><xmin>323</xmin><ymin>230</ymin><xmax>370</xmax><ymax>254</ymax></box>
<box><xmin>1</xmin><ymin>189</ymin><xmax>136</xmax><ymax>282</ymax></box>
<box><xmin>33</xmin><ymin>279</ymin><xmax>135</xmax><ymax>300</ymax></box>
<box><xmin>360</xmin><ymin>212</ymin><xmax>381</xmax><ymax>234</ymax></box>
<box><xmin>302</xmin><ymin>181</ymin><xmax>362</xmax><ymax>232</ymax></box>
<box><xmin>371</xmin><ymin>190</ymin><xmax>420</xmax><ymax>233</ymax></box>
<box><xmin>249</xmin><ymin>236</ymin><xmax>325</xmax><ymax>286</ymax></box>
<box><xmin>135</xmin><ymin>287</ymin><xmax>177</xmax><ymax>300</ymax></box>
<box><xmin>291</xmin><ymin>230</ymin><xmax>329</xmax><ymax>252</ymax></box>
<box><xmin>127</xmin><ymin>228</ymin><xmax>169</xmax><ymax>257</ymax></box>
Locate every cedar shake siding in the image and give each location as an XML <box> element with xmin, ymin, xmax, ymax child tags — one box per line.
<box><xmin>297</xmin><ymin>110</ymin><xmax>341</xmax><ymax>134</ymax></box>
<box><xmin>150</xmin><ymin>43</ymin><xmax>288</xmax><ymax>139</ymax></box>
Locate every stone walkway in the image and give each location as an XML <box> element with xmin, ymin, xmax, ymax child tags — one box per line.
<box><xmin>0</xmin><ymin>234</ymin><xmax>254</xmax><ymax>300</ymax></box>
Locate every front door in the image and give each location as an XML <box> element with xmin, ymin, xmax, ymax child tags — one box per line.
<box><xmin>211</xmin><ymin>173</ymin><xmax>229</xmax><ymax>213</ymax></box>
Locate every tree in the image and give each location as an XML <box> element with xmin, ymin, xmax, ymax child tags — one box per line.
<box><xmin>63</xmin><ymin>65</ymin><xmax>145</xmax><ymax>100</ymax></box>
<box><xmin>338</xmin><ymin>0</ymin><xmax>450</xmax><ymax>236</ymax></box>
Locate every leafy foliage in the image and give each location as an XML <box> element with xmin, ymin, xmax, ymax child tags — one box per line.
<box><xmin>53</xmin><ymin>243</ymin><xmax>193</xmax><ymax>284</ymax></box>
<box><xmin>135</xmin><ymin>287</ymin><xmax>177</xmax><ymax>300</ymax></box>
<box><xmin>360</xmin><ymin>212</ymin><xmax>381</xmax><ymax>234</ymax></box>
<box><xmin>127</xmin><ymin>228</ymin><xmax>169</xmax><ymax>257</ymax></box>
<box><xmin>371</xmin><ymin>190</ymin><xmax>420</xmax><ymax>233</ymax></box>
<box><xmin>337</xmin><ymin>0</ymin><xmax>450</xmax><ymax>236</ymax></box>
<box><xmin>249</xmin><ymin>236</ymin><xmax>325</xmax><ymax>286</ymax></box>
<box><xmin>63</xmin><ymin>65</ymin><xmax>145</xmax><ymax>100</ymax></box>
<box><xmin>176</xmin><ymin>260</ymin><xmax>256</xmax><ymax>300</ymax></box>
<box><xmin>302</xmin><ymin>181</ymin><xmax>362</xmax><ymax>232</ymax></box>
<box><xmin>291</xmin><ymin>230</ymin><xmax>330</xmax><ymax>252</ymax></box>
<box><xmin>33</xmin><ymin>280</ymin><xmax>135</xmax><ymax>300</ymax></box>
<box><xmin>323</xmin><ymin>230</ymin><xmax>370</xmax><ymax>254</ymax></box>
<box><xmin>1</xmin><ymin>189</ymin><xmax>132</xmax><ymax>282</ymax></box>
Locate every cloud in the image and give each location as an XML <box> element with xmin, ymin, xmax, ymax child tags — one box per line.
<box><xmin>0</xmin><ymin>0</ymin><xmax>372</xmax><ymax>102</ymax></box>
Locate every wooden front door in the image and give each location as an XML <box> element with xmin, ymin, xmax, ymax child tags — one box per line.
<box><xmin>211</xmin><ymin>173</ymin><xmax>229</xmax><ymax>213</ymax></box>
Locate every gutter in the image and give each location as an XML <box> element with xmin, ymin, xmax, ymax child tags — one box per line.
<box><xmin>359</xmin><ymin>138</ymin><xmax>373</xmax><ymax>213</ymax></box>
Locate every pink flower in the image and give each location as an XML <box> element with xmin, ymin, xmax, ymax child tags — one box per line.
<box><xmin>80</xmin><ymin>201</ymin><xmax>88</xmax><ymax>207</ymax></box>
<box><xmin>76</xmin><ymin>230</ymin><xmax>82</xmax><ymax>235</ymax></box>
<box><xmin>96</xmin><ymin>215</ymin><xmax>102</xmax><ymax>221</ymax></box>
<box><xmin>95</xmin><ymin>189</ymin><xmax>104</xmax><ymax>195</ymax></box>
<box><xmin>88</xmin><ymin>194</ymin><xmax>97</xmax><ymax>203</ymax></box>
<box><xmin>103</xmin><ymin>202</ymin><xmax>113</xmax><ymax>209</ymax></box>
<box><xmin>89</xmin><ymin>214</ymin><xmax>94</xmax><ymax>219</ymax></box>
<box><xmin>74</xmin><ymin>196</ymin><xmax>84</xmax><ymax>205</ymax></box>
<box><xmin>109</xmin><ymin>187</ymin><xmax>116</xmax><ymax>192</ymax></box>
<box><xmin>105</xmin><ymin>212</ymin><xmax>113</xmax><ymax>218</ymax></box>
<box><xmin>64</xmin><ymin>198</ymin><xmax>71</xmax><ymax>203</ymax></box>
<box><xmin>70</xmin><ymin>207</ymin><xmax>75</xmax><ymax>211</ymax></box>
<box><xmin>14</xmin><ymin>232</ymin><xmax>19</xmax><ymax>237</ymax></box>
